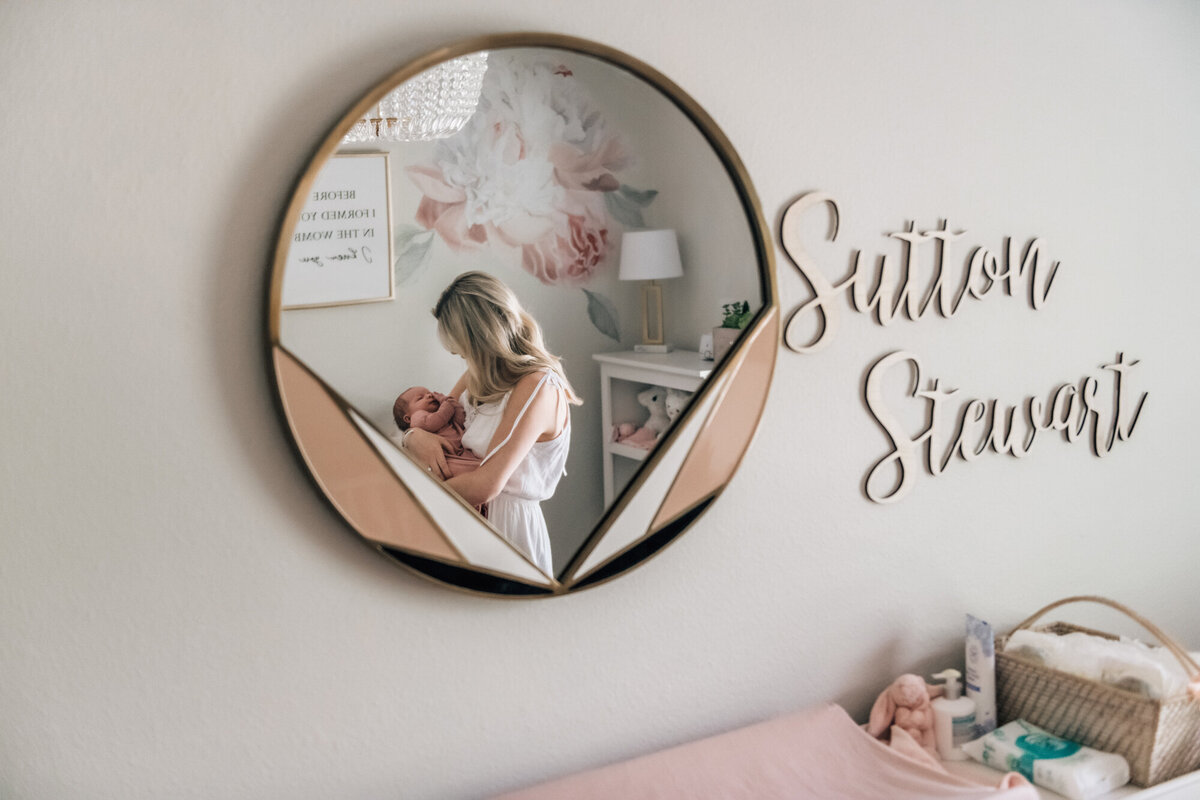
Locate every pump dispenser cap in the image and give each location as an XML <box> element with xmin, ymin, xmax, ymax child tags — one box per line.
<box><xmin>931</xmin><ymin>669</ymin><xmax>963</xmax><ymax>700</ymax></box>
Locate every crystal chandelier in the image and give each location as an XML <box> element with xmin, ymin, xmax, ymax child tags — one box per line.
<box><xmin>343</xmin><ymin>53</ymin><xmax>489</xmax><ymax>144</ymax></box>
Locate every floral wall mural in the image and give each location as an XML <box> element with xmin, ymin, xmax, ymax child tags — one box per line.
<box><xmin>397</xmin><ymin>53</ymin><xmax>659</xmax><ymax>340</ymax></box>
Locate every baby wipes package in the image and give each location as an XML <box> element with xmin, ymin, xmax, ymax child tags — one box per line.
<box><xmin>961</xmin><ymin>720</ymin><xmax>1130</xmax><ymax>800</ymax></box>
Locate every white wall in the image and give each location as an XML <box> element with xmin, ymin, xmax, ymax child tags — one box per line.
<box><xmin>3</xmin><ymin>2</ymin><xmax>1198</xmax><ymax>798</ymax></box>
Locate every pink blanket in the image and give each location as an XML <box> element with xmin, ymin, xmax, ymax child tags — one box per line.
<box><xmin>495</xmin><ymin>704</ymin><xmax>1034</xmax><ymax>800</ymax></box>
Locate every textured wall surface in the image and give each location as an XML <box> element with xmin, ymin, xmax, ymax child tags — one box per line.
<box><xmin>2</xmin><ymin>2</ymin><xmax>1198</xmax><ymax>798</ymax></box>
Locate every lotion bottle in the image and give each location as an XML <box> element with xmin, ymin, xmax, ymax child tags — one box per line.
<box><xmin>965</xmin><ymin>615</ymin><xmax>997</xmax><ymax>737</ymax></box>
<box><xmin>931</xmin><ymin>669</ymin><xmax>976</xmax><ymax>761</ymax></box>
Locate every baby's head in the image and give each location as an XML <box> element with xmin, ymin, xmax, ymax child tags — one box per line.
<box><xmin>393</xmin><ymin>386</ymin><xmax>438</xmax><ymax>430</ymax></box>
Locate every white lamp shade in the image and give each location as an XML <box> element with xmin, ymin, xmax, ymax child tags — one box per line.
<box><xmin>619</xmin><ymin>229</ymin><xmax>684</xmax><ymax>281</ymax></box>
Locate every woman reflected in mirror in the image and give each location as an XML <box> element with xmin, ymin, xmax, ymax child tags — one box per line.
<box><xmin>403</xmin><ymin>271</ymin><xmax>581</xmax><ymax>573</ymax></box>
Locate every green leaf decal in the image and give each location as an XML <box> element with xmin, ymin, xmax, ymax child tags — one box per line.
<box><xmin>394</xmin><ymin>227</ymin><xmax>434</xmax><ymax>285</ymax></box>
<box><xmin>583</xmin><ymin>289</ymin><xmax>621</xmax><ymax>342</ymax></box>
<box><xmin>605</xmin><ymin>184</ymin><xmax>659</xmax><ymax>229</ymax></box>
<box><xmin>604</xmin><ymin>191</ymin><xmax>646</xmax><ymax>229</ymax></box>
<box><xmin>394</xmin><ymin>224</ymin><xmax>429</xmax><ymax>251</ymax></box>
<box><xmin>619</xmin><ymin>185</ymin><xmax>658</xmax><ymax>207</ymax></box>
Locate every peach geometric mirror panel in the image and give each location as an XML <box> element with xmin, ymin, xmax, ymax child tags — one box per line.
<box><xmin>273</xmin><ymin>347</ymin><xmax>462</xmax><ymax>563</ymax></box>
<box><xmin>564</xmin><ymin>368</ymin><xmax>730</xmax><ymax>584</ymax></box>
<box><xmin>652</xmin><ymin>308</ymin><xmax>779</xmax><ymax>530</ymax></box>
<box><xmin>347</xmin><ymin>410</ymin><xmax>555</xmax><ymax>586</ymax></box>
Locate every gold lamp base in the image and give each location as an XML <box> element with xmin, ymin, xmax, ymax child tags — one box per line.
<box><xmin>637</xmin><ymin>280</ymin><xmax>673</xmax><ymax>352</ymax></box>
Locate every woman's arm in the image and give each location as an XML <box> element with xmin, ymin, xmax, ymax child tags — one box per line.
<box><xmin>444</xmin><ymin>373</ymin><xmax>562</xmax><ymax>507</ymax></box>
<box><xmin>448</xmin><ymin>372</ymin><xmax>468</xmax><ymax>400</ymax></box>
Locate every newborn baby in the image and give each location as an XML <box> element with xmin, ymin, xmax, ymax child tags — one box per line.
<box><xmin>393</xmin><ymin>386</ymin><xmax>481</xmax><ymax>478</ymax></box>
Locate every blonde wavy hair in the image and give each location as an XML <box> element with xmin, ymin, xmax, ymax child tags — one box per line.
<box><xmin>434</xmin><ymin>271</ymin><xmax>582</xmax><ymax>407</ymax></box>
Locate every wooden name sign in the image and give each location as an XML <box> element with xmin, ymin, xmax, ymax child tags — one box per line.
<box><xmin>778</xmin><ymin>191</ymin><xmax>1147</xmax><ymax>503</ymax></box>
<box><xmin>780</xmin><ymin>191</ymin><xmax>1059</xmax><ymax>353</ymax></box>
<box><xmin>863</xmin><ymin>351</ymin><xmax>1147</xmax><ymax>504</ymax></box>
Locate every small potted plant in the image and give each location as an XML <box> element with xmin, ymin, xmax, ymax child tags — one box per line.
<box><xmin>713</xmin><ymin>300</ymin><xmax>752</xmax><ymax>362</ymax></box>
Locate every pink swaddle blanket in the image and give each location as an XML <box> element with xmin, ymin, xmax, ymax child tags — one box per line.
<box><xmin>495</xmin><ymin>703</ymin><xmax>1034</xmax><ymax>800</ymax></box>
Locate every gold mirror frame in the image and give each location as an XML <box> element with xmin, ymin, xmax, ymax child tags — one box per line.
<box><xmin>268</xmin><ymin>33</ymin><xmax>778</xmax><ymax>597</ymax></box>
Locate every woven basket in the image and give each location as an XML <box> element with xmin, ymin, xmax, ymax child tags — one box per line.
<box><xmin>995</xmin><ymin>596</ymin><xmax>1200</xmax><ymax>787</ymax></box>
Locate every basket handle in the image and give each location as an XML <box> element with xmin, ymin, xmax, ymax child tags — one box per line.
<box><xmin>1010</xmin><ymin>595</ymin><xmax>1200</xmax><ymax>687</ymax></box>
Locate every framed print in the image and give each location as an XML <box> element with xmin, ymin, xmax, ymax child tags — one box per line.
<box><xmin>282</xmin><ymin>153</ymin><xmax>395</xmax><ymax>309</ymax></box>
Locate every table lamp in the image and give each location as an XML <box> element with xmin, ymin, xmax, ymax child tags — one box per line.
<box><xmin>619</xmin><ymin>229</ymin><xmax>684</xmax><ymax>353</ymax></box>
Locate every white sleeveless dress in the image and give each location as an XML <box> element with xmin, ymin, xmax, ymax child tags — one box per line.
<box><xmin>460</xmin><ymin>371</ymin><xmax>569</xmax><ymax>575</ymax></box>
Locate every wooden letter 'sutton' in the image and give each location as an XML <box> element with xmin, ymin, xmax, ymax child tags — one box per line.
<box><xmin>780</xmin><ymin>192</ymin><xmax>1060</xmax><ymax>354</ymax></box>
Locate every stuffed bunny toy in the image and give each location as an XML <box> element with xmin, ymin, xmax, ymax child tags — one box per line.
<box><xmin>665</xmin><ymin>388</ymin><xmax>690</xmax><ymax>424</ymax></box>
<box><xmin>866</xmin><ymin>673</ymin><xmax>943</xmax><ymax>754</ymax></box>
<box><xmin>612</xmin><ymin>387</ymin><xmax>673</xmax><ymax>450</ymax></box>
<box><xmin>637</xmin><ymin>387</ymin><xmax>671</xmax><ymax>435</ymax></box>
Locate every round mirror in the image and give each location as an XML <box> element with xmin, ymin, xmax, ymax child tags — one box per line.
<box><xmin>269</xmin><ymin>33</ymin><xmax>778</xmax><ymax>596</ymax></box>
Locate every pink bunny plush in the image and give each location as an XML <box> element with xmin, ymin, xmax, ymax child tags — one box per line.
<box><xmin>866</xmin><ymin>673</ymin><xmax>943</xmax><ymax>754</ymax></box>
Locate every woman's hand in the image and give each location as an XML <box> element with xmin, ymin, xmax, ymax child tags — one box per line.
<box><xmin>404</xmin><ymin>428</ymin><xmax>453</xmax><ymax>479</ymax></box>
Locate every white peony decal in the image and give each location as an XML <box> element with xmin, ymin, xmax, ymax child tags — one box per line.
<box><xmin>400</xmin><ymin>54</ymin><xmax>657</xmax><ymax>307</ymax></box>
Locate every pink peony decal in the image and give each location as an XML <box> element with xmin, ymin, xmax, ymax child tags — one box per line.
<box><xmin>521</xmin><ymin>214</ymin><xmax>609</xmax><ymax>287</ymax></box>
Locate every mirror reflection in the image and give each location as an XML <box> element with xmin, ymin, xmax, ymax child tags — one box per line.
<box><xmin>278</xmin><ymin>46</ymin><xmax>763</xmax><ymax>576</ymax></box>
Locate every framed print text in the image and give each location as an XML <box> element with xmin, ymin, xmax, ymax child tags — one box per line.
<box><xmin>282</xmin><ymin>153</ymin><xmax>395</xmax><ymax>309</ymax></box>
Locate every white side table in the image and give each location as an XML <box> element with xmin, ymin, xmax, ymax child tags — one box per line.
<box><xmin>592</xmin><ymin>350</ymin><xmax>713</xmax><ymax>506</ymax></box>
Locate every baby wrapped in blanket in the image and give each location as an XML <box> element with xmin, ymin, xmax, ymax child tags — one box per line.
<box><xmin>393</xmin><ymin>386</ymin><xmax>482</xmax><ymax>478</ymax></box>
